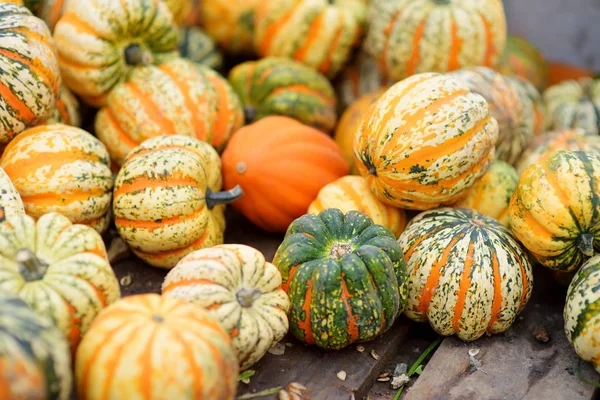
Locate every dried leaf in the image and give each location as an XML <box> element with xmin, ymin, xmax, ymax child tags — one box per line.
<box><xmin>371</xmin><ymin>350</ymin><xmax>380</xmax><ymax>360</ymax></box>
<box><xmin>288</xmin><ymin>382</ymin><xmax>307</xmax><ymax>394</ymax></box>
<box><xmin>268</xmin><ymin>342</ymin><xmax>286</xmax><ymax>356</ymax></box>
<box><xmin>337</xmin><ymin>371</ymin><xmax>347</xmax><ymax>381</ymax></box>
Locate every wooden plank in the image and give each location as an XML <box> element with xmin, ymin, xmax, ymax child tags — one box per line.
<box><xmin>404</xmin><ymin>269</ymin><xmax>598</xmax><ymax>400</ymax></box>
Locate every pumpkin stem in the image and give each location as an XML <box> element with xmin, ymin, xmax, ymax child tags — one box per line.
<box><xmin>124</xmin><ymin>44</ymin><xmax>153</xmax><ymax>66</ymax></box>
<box><xmin>432</xmin><ymin>0</ymin><xmax>451</xmax><ymax>4</ymax></box>
<box><xmin>236</xmin><ymin>288</ymin><xmax>262</xmax><ymax>308</ymax></box>
<box><xmin>329</xmin><ymin>243</ymin><xmax>353</xmax><ymax>259</ymax></box>
<box><xmin>244</xmin><ymin>105</ymin><xmax>257</xmax><ymax>124</ymax></box>
<box><xmin>577</xmin><ymin>233</ymin><xmax>595</xmax><ymax>257</ymax></box>
<box><xmin>205</xmin><ymin>185</ymin><xmax>243</xmax><ymax>209</ymax></box>
<box><xmin>15</xmin><ymin>248</ymin><xmax>48</xmax><ymax>281</ymax></box>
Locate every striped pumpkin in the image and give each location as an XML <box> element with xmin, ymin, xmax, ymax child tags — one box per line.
<box><xmin>308</xmin><ymin>176</ymin><xmax>407</xmax><ymax>237</ymax></box>
<box><xmin>178</xmin><ymin>26</ymin><xmax>223</xmax><ymax>71</ymax></box>
<box><xmin>53</xmin><ymin>0</ymin><xmax>179</xmax><ymax>107</ymax></box>
<box><xmin>448</xmin><ymin>67</ymin><xmax>538</xmax><ymax>165</ymax></box>
<box><xmin>543</xmin><ymin>78</ymin><xmax>600</xmax><ymax>136</ymax></box>
<box><xmin>228</xmin><ymin>57</ymin><xmax>337</xmax><ymax>132</ymax></box>
<box><xmin>334</xmin><ymin>89</ymin><xmax>386</xmax><ymax>174</ymax></box>
<box><xmin>0</xmin><ymin>166</ymin><xmax>25</xmax><ymax>223</ymax></box>
<box><xmin>162</xmin><ymin>244</ymin><xmax>291</xmax><ymax>370</ymax></box>
<box><xmin>0</xmin><ymin>212</ymin><xmax>120</xmax><ymax>350</ymax></box>
<box><xmin>514</xmin><ymin>75</ymin><xmax>548</xmax><ymax>136</ymax></box>
<box><xmin>0</xmin><ymin>124</ymin><xmax>113</xmax><ymax>233</ymax></box>
<box><xmin>0</xmin><ymin>3</ymin><xmax>60</xmax><ymax>144</ymax></box>
<box><xmin>221</xmin><ymin>117</ymin><xmax>349</xmax><ymax>233</ymax></box>
<box><xmin>354</xmin><ymin>72</ymin><xmax>499</xmax><ymax>210</ymax></box>
<box><xmin>335</xmin><ymin>51</ymin><xmax>393</xmax><ymax>113</ymax></box>
<box><xmin>34</xmin><ymin>0</ymin><xmax>69</xmax><ymax>31</ymax></box>
<box><xmin>497</xmin><ymin>35</ymin><xmax>548</xmax><ymax>92</ymax></box>
<box><xmin>75</xmin><ymin>294</ymin><xmax>239</xmax><ymax>400</ymax></box>
<box><xmin>273</xmin><ymin>209</ymin><xmax>407</xmax><ymax>350</ymax></box>
<box><xmin>365</xmin><ymin>0</ymin><xmax>507</xmax><ymax>82</ymax></box>
<box><xmin>516</xmin><ymin>129</ymin><xmax>600</xmax><ymax>174</ymax></box>
<box><xmin>200</xmin><ymin>0</ymin><xmax>259</xmax><ymax>55</ymax></box>
<box><xmin>163</xmin><ymin>0</ymin><xmax>192</xmax><ymax>24</ymax></box>
<box><xmin>96</xmin><ymin>58</ymin><xmax>243</xmax><ymax>166</ymax></box>
<box><xmin>509</xmin><ymin>151</ymin><xmax>600</xmax><ymax>272</ymax></box>
<box><xmin>452</xmin><ymin>160</ymin><xmax>518</xmax><ymax>227</ymax></box>
<box><xmin>113</xmin><ymin>135</ymin><xmax>241</xmax><ymax>269</ymax></box>
<box><xmin>564</xmin><ymin>255</ymin><xmax>600</xmax><ymax>373</ymax></box>
<box><xmin>399</xmin><ymin>207</ymin><xmax>533</xmax><ymax>341</ymax></box>
<box><xmin>43</xmin><ymin>86</ymin><xmax>81</xmax><ymax>127</ymax></box>
<box><xmin>0</xmin><ymin>292</ymin><xmax>72</xmax><ymax>400</ymax></box>
<box><xmin>254</xmin><ymin>0</ymin><xmax>367</xmax><ymax>78</ymax></box>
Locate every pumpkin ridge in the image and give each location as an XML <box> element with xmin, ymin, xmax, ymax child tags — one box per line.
<box><xmin>125</xmin><ymin>81</ymin><xmax>177</xmax><ymax>135</ymax></box>
<box><xmin>115</xmin><ymin>206</ymin><xmax>206</xmax><ymax>230</ymax></box>
<box><xmin>318</xmin><ymin>13</ymin><xmax>345</xmax><ymax>75</ymax></box>
<box><xmin>294</xmin><ymin>13</ymin><xmax>324</xmax><ymax>62</ymax></box>
<box><xmin>20</xmin><ymin>189</ymin><xmax>107</xmax><ymax>206</ymax></box>
<box><xmin>0</xmin><ymin>79</ymin><xmax>36</xmax><ymax>123</ymax></box>
<box><xmin>169</xmin><ymin>330</ymin><xmax>204</xmax><ymax>396</ymax></box>
<box><xmin>136</xmin><ymin>229</ymin><xmax>211</xmax><ymax>262</ymax></box>
<box><xmin>406</xmin><ymin>17</ymin><xmax>427</xmax><ymax>76</ymax></box>
<box><xmin>114</xmin><ymin>174</ymin><xmax>199</xmax><ymax>198</ymax></box>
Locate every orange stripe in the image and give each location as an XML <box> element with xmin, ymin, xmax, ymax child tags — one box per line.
<box><xmin>0</xmin><ymin>48</ymin><xmax>56</xmax><ymax>91</ymax></box>
<box><xmin>138</xmin><ymin>326</ymin><xmax>158</xmax><ymax>400</ymax></box>
<box><xmin>380</xmin><ymin>10</ymin><xmax>401</xmax><ymax>71</ymax></box>
<box><xmin>294</xmin><ymin>13</ymin><xmax>324</xmax><ymax>62</ymax></box>
<box><xmin>48</xmin><ymin>0</ymin><xmax>66</xmax><ymax>28</ymax></box>
<box><xmin>406</xmin><ymin>19</ymin><xmax>427</xmax><ymax>76</ymax></box>
<box><xmin>115</xmin><ymin>205</ymin><xmax>205</xmax><ymax>230</ymax></box>
<box><xmin>103</xmin><ymin>108</ymin><xmax>139</xmax><ymax>160</ymax></box>
<box><xmin>270</xmin><ymin>84</ymin><xmax>335</xmax><ymax>107</ymax></box>
<box><xmin>447</xmin><ymin>21</ymin><xmax>464</xmax><ymax>71</ymax></box>
<box><xmin>298</xmin><ymin>278</ymin><xmax>315</xmax><ymax>344</ymax></box>
<box><xmin>487</xmin><ymin>249</ymin><xmax>503</xmax><ymax>329</ymax></box>
<box><xmin>204</xmin><ymin>73</ymin><xmax>233</xmax><ymax>147</ymax></box>
<box><xmin>0</xmin><ymin>78</ymin><xmax>35</xmax><ymax>123</ymax></box>
<box><xmin>542</xmin><ymin>162</ymin><xmax>574</xmax><ymax>220</ymax></box>
<box><xmin>64</xmin><ymin>299</ymin><xmax>82</xmax><ymax>351</ymax></box>
<box><xmin>57</xmin><ymin>53</ymin><xmax>96</xmax><ymax>71</ymax></box>
<box><xmin>258</xmin><ymin>1</ymin><xmax>304</xmax><ymax>55</ymax></box>
<box><xmin>170</xmin><ymin>331</ymin><xmax>204</xmax><ymax>398</ymax></box>
<box><xmin>337</xmin><ymin>178</ymin><xmax>367</xmax><ymax>212</ymax></box>
<box><xmin>114</xmin><ymin>174</ymin><xmax>198</xmax><ymax>198</ymax></box>
<box><xmin>515</xmin><ymin>255</ymin><xmax>531</xmax><ymax>313</ymax></box>
<box><xmin>54</xmin><ymin>97</ymin><xmax>70</xmax><ymax>124</ymax></box>
<box><xmin>479</xmin><ymin>13</ymin><xmax>496</xmax><ymax>66</ymax></box>
<box><xmin>125</xmin><ymin>145</ymin><xmax>198</xmax><ymax>164</ymax></box>
<box><xmin>452</xmin><ymin>240</ymin><xmax>474</xmax><ymax>331</ymax></box>
<box><xmin>162</xmin><ymin>278</ymin><xmax>219</xmax><ymax>293</ymax></box>
<box><xmin>2</xmin><ymin>149</ymin><xmax>101</xmax><ymax>181</ymax></box>
<box><xmin>319</xmin><ymin>14</ymin><xmax>345</xmax><ymax>74</ymax></box>
<box><xmin>124</xmin><ymin>82</ymin><xmax>177</xmax><ymax>135</ymax></box>
<box><xmin>140</xmin><ymin>229</ymin><xmax>210</xmax><ymax>261</ymax></box>
<box><xmin>58</xmin><ymin>12</ymin><xmax>101</xmax><ymax>36</ymax></box>
<box><xmin>520</xmin><ymin>208</ymin><xmax>555</xmax><ymax>241</ymax></box>
<box><xmin>341</xmin><ymin>275</ymin><xmax>359</xmax><ymax>342</ymax></box>
<box><xmin>21</xmin><ymin>189</ymin><xmax>105</xmax><ymax>207</ymax></box>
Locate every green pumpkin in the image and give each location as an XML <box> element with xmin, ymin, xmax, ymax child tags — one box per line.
<box><xmin>177</xmin><ymin>26</ymin><xmax>223</xmax><ymax>72</ymax></box>
<box><xmin>272</xmin><ymin>208</ymin><xmax>407</xmax><ymax>350</ymax></box>
<box><xmin>228</xmin><ymin>57</ymin><xmax>337</xmax><ymax>132</ymax></box>
<box><xmin>0</xmin><ymin>292</ymin><xmax>72</xmax><ymax>400</ymax></box>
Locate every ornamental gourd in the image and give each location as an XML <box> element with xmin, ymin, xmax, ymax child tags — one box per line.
<box><xmin>0</xmin><ymin>213</ymin><xmax>121</xmax><ymax>349</ymax></box>
<box><xmin>399</xmin><ymin>207</ymin><xmax>533</xmax><ymax>341</ymax></box>
<box><xmin>364</xmin><ymin>0</ymin><xmax>507</xmax><ymax>81</ymax></box>
<box><xmin>273</xmin><ymin>209</ymin><xmax>408</xmax><ymax>350</ymax></box>
<box><xmin>516</xmin><ymin>129</ymin><xmax>600</xmax><ymax>174</ymax></box>
<box><xmin>113</xmin><ymin>135</ymin><xmax>242</xmax><ymax>269</ymax></box>
<box><xmin>334</xmin><ymin>89</ymin><xmax>386</xmax><ymax>174</ymax></box>
<box><xmin>0</xmin><ymin>3</ymin><xmax>60</xmax><ymax>143</ymax></box>
<box><xmin>43</xmin><ymin>86</ymin><xmax>81</xmax><ymax>127</ymax></box>
<box><xmin>452</xmin><ymin>160</ymin><xmax>518</xmax><ymax>227</ymax></box>
<box><xmin>0</xmin><ymin>166</ymin><xmax>25</xmax><ymax>222</ymax></box>
<box><xmin>162</xmin><ymin>244</ymin><xmax>290</xmax><ymax>370</ymax></box>
<box><xmin>564</xmin><ymin>255</ymin><xmax>600</xmax><ymax>373</ymax></box>
<box><xmin>95</xmin><ymin>58</ymin><xmax>243</xmax><ymax>166</ymax></box>
<box><xmin>447</xmin><ymin>67</ymin><xmax>538</xmax><ymax>165</ymax></box>
<box><xmin>33</xmin><ymin>0</ymin><xmax>69</xmax><ymax>31</ymax></box>
<box><xmin>354</xmin><ymin>72</ymin><xmax>499</xmax><ymax>210</ymax></box>
<box><xmin>509</xmin><ymin>151</ymin><xmax>600</xmax><ymax>272</ymax></box>
<box><xmin>76</xmin><ymin>294</ymin><xmax>239</xmax><ymax>400</ymax></box>
<box><xmin>228</xmin><ymin>57</ymin><xmax>337</xmax><ymax>132</ymax></box>
<box><xmin>543</xmin><ymin>78</ymin><xmax>600</xmax><ymax>136</ymax></box>
<box><xmin>0</xmin><ymin>292</ymin><xmax>72</xmax><ymax>400</ymax></box>
<box><xmin>308</xmin><ymin>176</ymin><xmax>407</xmax><ymax>237</ymax></box>
<box><xmin>254</xmin><ymin>0</ymin><xmax>367</xmax><ymax>78</ymax></box>
<box><xmin>200</xmin><ymin>0</ymin><xmax>260</xmax><ymax>55</ymax></box>
<box><xmin>53</xmin><ymin>0</ymin><xmax>179</xmax><ymax>107</ymax></box>
<box><xmin>178</xmin><ymin>26</ymin><xmax>223</xmax><ymax>71</ymax></box>
<box><xmin>0</xmin><ymin>124</ymin><xmax>114</xmax><ymax>233</ymax></box>
<box><xmin>221</xmin><ymin>117</ymin><xmax>349</xmax><ymax>233</ymax></box>
<box><xmin>497</xmin><ymin>35</ymin><xmax>549</xmax><ymax>92</ymax></box>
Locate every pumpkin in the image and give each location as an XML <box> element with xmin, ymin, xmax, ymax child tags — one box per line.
<box><xmin>200</xmin><ymin>0</ymin><xmax>260</xmax><ymax>55</ymax></box>
<box><xmin>513</xmin><ymin>75</ymin><xmax>548</xmax><ymax>136</ymax></box>
<box><xmin>509</xmin><ymin>151</ymin><xmax>600</xmax><ymax>272</ymax></box>
<box><xmin>548</xmin><ymin>62</ymin><xmax>595</xmax><ymax>86</ymax></box>
<box><xmin>35</xmin><ymin>0</ymin><xmax>68</xmax><ymax>31</ymax></box>
<box><xmin>516</xmin><ymin>129</ymin><xmax>600</xmax><ymax>174</ymax></box>
<box><xmin>308</xmin><ymin>176</ymin><xmax>407</xmax><ymax>237</ymax></box>
<box><xmin>228</xmin><ymin>57</ymin><xmax>337</xmax><ymax>132</ymax></box>
<box><xmin>0</xmin><ymin>0</ymin><xmax>24</xmax><ymax>5</ymax></box>
<box><xmin>0</xmin><ymin>292</ymin><xmax>72</xmax><ymax>400</ymax></box>
<box><xmin>564</xmin><ymin>255</ymin><xmax>600</xmax><ymax>373</ymax></box>
<box><xmin>75</xmin><ymin>294</ymin><xmax>239</xmax><ymax>400</ymax></box>
<box><xmin>0</xmin><ymin>212</ymin><xmax>120</xmax><ymax>349</ymax></box>
<box><xmin>0</xmin><ymin>3</ymin><xmax>60</xmax><ymax>144</ymax></box>
<box><xmin>162</xmin><ymin>244</ymin><xmax>291</xmax><ymax>370</ymax></box>
<box><xmin>364</xmin><ymin>0</ymin><xmax>507</xmax><ymax>82</ymax></box>
<box><xmin>354</xmin><ymin>72</ymin><xmax>499</xmax><ymax>210</ymax></box>
<box><xmin>452</xmin><ymin>160</ymin><xmax>518</xmax><ymax>227</ymax></box>
<box><xmin>543</xmin><ymin>78</ymin><xmax>600</xmax><ymax>136</ymax></box>
<box><xmin>447</xmin><ymin>67</ymin><xmax>538</xmax><ymax>165</ymax></box>
<box><xmin>113</xmin><ymin>135</ymin><xmax>241</xmax><ymax>269</ymax></box>
<box><xmin>53</xmin><ymin>0</ymin><xmax>179</xmax><ymax>107</ymax></box>
<box><xmin>496</xmin><ymin>35</ymin><xmax>548</xmax><ymax>92</ymax></box>
<box><xmin>334</xmin><ymin>89</ymin><xmax>386</xmax><ymax>174</ymax></box>
<box><xmin>273</xmin><ymin>208</ymin><xmax>408</xmax><ymax>350</ymax></box>
<box><xmin>221</xmin><ymin>117</ymin><xmax>349</xmax><ymax>233</ymax></box>
<box><xmin>95</xmin><ymin>58</ymin><xmax>243</xmax><ymax>166</ymax></box>
<box><xmin>43</xmin><ymin>86</ymin><xmax>81</xmax><ymax>127</ymax></box>
<box><xmin>334</xmin><ymin>51</ymin><xmax>393</xmax><ymax>113</ymax></box>
<box><xmin>178</xmin><ymin>26</ymin><xmax>223</xmax><ymax>71</ymax></box>
<box><xmin>0</xmin><ymin>124</ymin><xmax>114</xmax><ymax>233</ymax></box>
<box><xmin>183</xmin><ymin>0</ymin><xmax>202</xmax><ymax>27</ymax></box>
<box><xmin>163</xmin><ymin>0</ymin><xmax>192</xmax><ymax>24</ymax></box>
<box><xmin>399</xmin><ymin>207</ymin><xmax>533</xmax><ymax>341</ymax></box>
<box><xmin>254</xmin><ymin>0</ymin><xmax>366</xmax><ymax>78</ymax></box>
<box><xmin>0</xmin><ymin>166</ymin><xmax>25</xmax><ymax>222</ymax></box>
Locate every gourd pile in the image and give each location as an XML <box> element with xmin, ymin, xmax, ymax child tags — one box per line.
<box><xmin>0</xmin><ymin>0</ymin><xmax>599</xmax><ymax>398</ymax></box>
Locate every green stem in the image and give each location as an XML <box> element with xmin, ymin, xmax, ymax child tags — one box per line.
<box><xmin>205</xmin><ymin>185</ymin><xmax>243</xmax><ymax>209</ymax></box>
<box><xmin>236</xmin><ymin>288</ymin><xmax>262</xmax><ymax>308</ymax></box>
<box><xmin>244</xmin><ymin>105</ymin><xmax>257</xmax><ymax>124</ymax></box>
<box><xmin>393</xmin><ymin>336</ymin><xmax>443</xmax><ymax>400</ymax></box>
<box><xmin>236</xmin><ymin>387</ymin><xmax>282</xmax><ymax>399</ymax></box>
<box><xmin>432</xmin><ymin>0</ymin><xmax>451</xmax><ymax>4</ymax></box>
<box><xmin>15</xmin><ymin>248</ymin><xmax>48</xmax><ymax>281</ymax></box>
<box><xmin>124</xmin><ymin>44</ymin><xmax>153</xmax><ymax>66</ymax></box>
<box><xmin>577</xmin><ymin>233</ymin><xmax>595</xmax><ymax>257</ymax></box>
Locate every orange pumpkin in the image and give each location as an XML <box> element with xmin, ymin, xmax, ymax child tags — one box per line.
<box><xmin>221</xmin><ymin>116</ymin><xmax>349</xmax><ymax>232</ymax></box>
<box><xmin>548</xmin><ymin>62</ymin><xmax>595</xmax><ymax>86</ymax></box>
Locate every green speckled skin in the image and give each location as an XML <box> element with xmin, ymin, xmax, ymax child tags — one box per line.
<box><xmin>273</xmin><ymin>209</ymin><xmax>407</xmax><ymax>350</ymax></box>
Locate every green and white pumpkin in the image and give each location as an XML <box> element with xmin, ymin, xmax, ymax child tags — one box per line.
<box><xmin>0</xmin><ymin>166</ymin><xmax>25</xmax><ymax>223</ymax></box>
<box><xmin>544</xmin><ymin>78</ymin><xmax>600</xmax><ymax>135</ymax></box>
<box><xmin>177</xmin><ymin>26</ymin><xmax>223</xmax><ymax>71</ymax></box>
